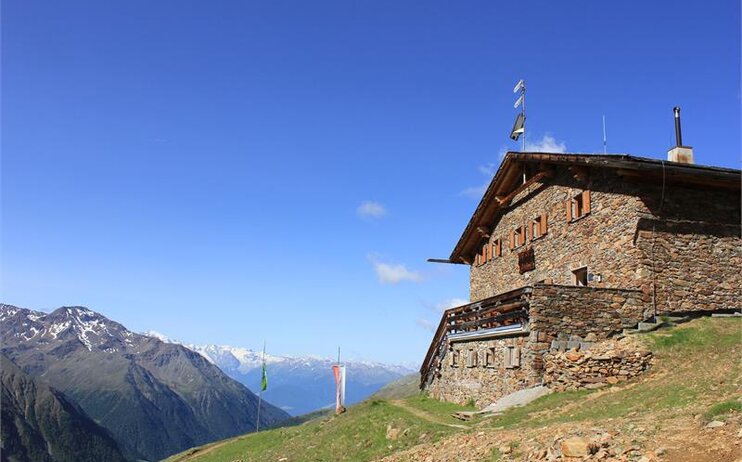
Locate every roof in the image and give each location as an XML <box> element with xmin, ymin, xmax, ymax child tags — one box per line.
<box><xmin>448</xmin><ymin>152</ymin><xmax>741</xmax><ymax>264</ymax></box>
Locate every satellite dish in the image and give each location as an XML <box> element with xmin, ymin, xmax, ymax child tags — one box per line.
<box><xmin>510</xmin><ymin>113</ymin><xmax>525</xmax><ymax>141</ymax></box>
<box><xmin>513</xmin><ymin>94</ymin><xmax>524</xmax><ymax>109</ymax></box>
<box><xmin>513</xmin><ymin>79</ymin><xmax>525</xmax><ymax>93</ymax></box>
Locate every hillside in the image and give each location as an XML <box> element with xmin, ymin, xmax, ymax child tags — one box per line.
<box><xmin>0</xmin><ymin>354</ymin><xmax>127</xmax><ymax>462</ymax></box>
<box><xmin>164</xmin><ymin>317</ymin><xmax>741</xmax><ymax>462</ymax></box>
<box><xmin>0</xmin><ymin>304</ymin><xmax>289</xmax><ymax>461</ymax></box>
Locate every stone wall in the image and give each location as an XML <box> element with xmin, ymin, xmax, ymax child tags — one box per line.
<box><xmin>633</xmin><ymin>183</ymin><xmax>742</xmax><ymax>314</ymax></box>
<box><xmin>543</xmin><ymin>337</ymin><xmax>653</xmax><ymax>391</ymax></box>
<box><xmin>426</xmin><ymin>333</ymin><xmax>541</xmax><ymax>406</ymax></box>
<box><xmin>469</xmin><ymin>168</ymin><xmax>646</xmax><ymax>302</ymax></box>
<box><xmin>529</xmin><ymin>284</ymin><xmax>649</xmax><ymax>344</ymax></box>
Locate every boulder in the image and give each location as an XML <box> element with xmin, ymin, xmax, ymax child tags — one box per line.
<box><xmin>560</xmin><ymin>437</ymin><xmax>592</xmax><ymax>457</ymax></box>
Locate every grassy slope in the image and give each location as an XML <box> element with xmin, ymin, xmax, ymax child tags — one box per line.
<box><xmin>164</xmin><ymin>317</ymin><xmax>741</xmax><ymax>462</ymax></box>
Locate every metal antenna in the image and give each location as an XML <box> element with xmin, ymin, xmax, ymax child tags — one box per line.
<box><xmin>521</xmin><ymin>84</ymin><xmax>526</xmax><ymax>151</ymax></box>
<box><xmin>602</xmin><ymin>115</ymin><xmax>607</xmax><ymax>154</ymax></box>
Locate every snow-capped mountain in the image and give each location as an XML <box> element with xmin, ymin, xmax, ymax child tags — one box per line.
<box><xmin>1</xmin><ymin>304</ymin><xmax>289</xmax><ymax>461</ymax></box>
<box><xmin>144</xmin><ymin>330</ymin><xmax>417</xmax><ymax>416</ymax></box>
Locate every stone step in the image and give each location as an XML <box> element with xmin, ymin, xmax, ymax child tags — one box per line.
<box><xmin>663</xmin><ymin>315</ymin><xmax>691</xmax><ymax>324</ymax></box>
<box><xmin>637</xmin><ymin>321</ymin><xmax>662</xmax><ymax>332</ymax></box>
<box><xmin>711</xmin><ymin>312</ymin><xmax>742</xmax><ymax>318</ymax></box>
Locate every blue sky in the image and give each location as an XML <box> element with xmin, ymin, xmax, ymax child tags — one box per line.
<box><xmin>2</xmin><ymin>1</ymin><xmax>739</xmax><ymax>364</ymax></box>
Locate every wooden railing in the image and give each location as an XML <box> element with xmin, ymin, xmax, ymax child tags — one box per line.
<box><xmin>419</xmin><ymin>286</ymin><xmax>532</xmax><ymax>389</ymax></box>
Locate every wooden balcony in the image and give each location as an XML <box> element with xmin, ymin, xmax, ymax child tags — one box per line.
<box><xmin>419</xmin><ymin>286</ymin><xmax>532</xmax><ymax>389</ymax></box>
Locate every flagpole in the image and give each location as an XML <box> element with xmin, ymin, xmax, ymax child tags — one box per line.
<box><xmin>256</xmin><ymin>340</ymin><xmax>265</xmax><ymax>432</ymax></box>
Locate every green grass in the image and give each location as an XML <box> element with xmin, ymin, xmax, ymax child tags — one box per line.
<box><xmin>704</xmin><ymin>399</ymin><xmax>742</xmax><ymax>422</ymax></box>
<box><xmin>166</xmin><ymin>317</ymin><xmax>741</xmax><ymax>462</ymax></box>
<box><xmin>164</xmin><ymin>397</ymin><xmax>472</xmax><ymax>462</ymax></box>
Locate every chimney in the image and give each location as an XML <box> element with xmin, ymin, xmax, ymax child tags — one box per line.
<box><xmin>667</xmin><ymin>106</ymin><xmax>694</xmax><ymax>164</ymax></box>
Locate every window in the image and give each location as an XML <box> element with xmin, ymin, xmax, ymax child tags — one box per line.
<box><xmin>504</xmin><ymin>346</ymin><xmax>521</xmax><ymax>369</ymax></box>
<box><xmin>573</xmin><ymin>266</ymin><xmax>588</xmax><ymax>286</ymax></box>
<box><xmin>475</xmin><ymin>240</ymin><xmax>489</xmax><ymax>266</ymax></box>
<box><xmin>509</xmin><ymin>225</ymin><xmax>526</xmax><ymax>250</ymax></box>
<box><xmin>567</xmin><ymin>191</ymin><xmax>591</xmax><ymax>222</ymax></box>
<box><xmin>467</xmin><ymin>349</ymin><xmax>478</xmax><ymax>368</ymax></box>
<box><xmin>450</xmin><ymin>350</ymin><xmax>459</xmax><ymax>367</ymax></box>
<box><xmin>531</xmin><ymin>214</ymin><xmax>548</xmax><ymax>240</ymax></box>
<box><xmin>492</xmin><ymin>239</ymin><xmax>502</xmax><ymax>258</ymax></box>
<box><xmin>485</xmin><ymin>348</ymin><xmax>496</xmax><ymax>367</ymax></box>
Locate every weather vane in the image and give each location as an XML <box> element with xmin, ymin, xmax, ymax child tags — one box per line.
<box><xmin>510</xmin><ymin>79</ymin><xmax>526</xmax><ymax>151</ymax></box>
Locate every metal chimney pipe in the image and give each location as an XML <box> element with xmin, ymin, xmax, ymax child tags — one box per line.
<box><xmin>673</xmin><ymin>106</ymin><xmax>683</xmax><ymax>146</ymax></box>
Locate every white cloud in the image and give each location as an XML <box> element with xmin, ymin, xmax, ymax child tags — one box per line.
<box><xmin>435</xmin><ymin>298</ymin><xmax>469</xmax><ymax>312</ymax></box>
<box><xmin>356</xmin><ymin>201</ymin><xmax>387</xmax><ymax>219</ymax></box>
<box><xmin>459</xmin><ymin>184</ymin><xmax>488</xmax><ymax>199</ymax></box>
<box><xmin>368</xmin><ymin>256</ymin><xmax>423</xmax><ymax>284</ymax></box>
<box><xmin>525</xmin><ymin>134</ymin><xmax>567</xmax><ymax>153</ymax></box>
<box><xmin>416</xmin><ymin>318</ymin><xmax>436</xmax><ymax>332</ymax></box>
<box><xmin>461</xmin><ymin>134</ymin><xmax>567</xmax><ymax>199</ymax></box>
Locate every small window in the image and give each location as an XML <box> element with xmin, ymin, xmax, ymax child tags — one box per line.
<box><xmin>492</xmin><ymin>239</ymin><xmax>502</xmax><ymax>258</ymax></box>
<box><xmin>510</xmin><ymin>225</ymin><xmax>526</xmax><ymax>250</ymax></box>
<box><xmin>573</xmin><ymin>267</ymin><xmax>588</xmax><ymax>286</ymax></box>
<box><xmin>504</xmin><ymin>346</ymin><xmax>521</xmax><ymax>369</ymax></box>
<box><xmin>567</xmin><ymin>191</ymin><xmax>591</xmax><ymax>222</ymax></box>
<box><xmin>450</xmin><ymin>350</ymin><xmax>459</xmax><ymax>367</ymax></box>
<box><xmin>476</xmin><ymin>240</ymin><xmax>489</xmax><ymax>266</ymax></box>
<box><xmin>485</xmin><ymin>348</ymin><xmax>496</xmax><ymax>367</ymax></box>
<box><xmin>531</xmin><ymin>214</ymin><xmax>548</xmax><ymax>240</ymax></box>
<box><xmin>467</xmin><ymin>349</ymin><xmax>478</xmax><ymax>368</ymax></box>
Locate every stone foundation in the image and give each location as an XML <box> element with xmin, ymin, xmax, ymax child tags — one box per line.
<box><xmin>426</xmin><ymin>333</ymin><xmax>541</xmax><ymax>407</ymax></box>
<box><xmin>543</xmin><ymin>338</ymin><xmax>652</xmax><ymax>391</ymax></box>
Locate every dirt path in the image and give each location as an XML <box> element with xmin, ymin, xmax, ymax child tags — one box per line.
<box><xmin>169</xmin><ymin>434</ymin><xmax>247</xmax><ymax>462</ymax></box>
<box><xmin>388</xmin><ymin>400</ymin><xmax>470</xmax><ymax>429</ymax></box>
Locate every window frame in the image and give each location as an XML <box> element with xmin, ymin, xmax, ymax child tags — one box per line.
<box><xmin>450</xmin><ymin>349</ymin><xmax>459</xmax><ymax>368</ymax></box>
<box><xmin>531</xmin><ymin>213</ymin><xmax>548</xmax><ymax>241</ymax></box>
<box><xmin>485</xmin><ymin>347</ymin><xmax>496</xmax><ymax>368</ymax></box>
<box><xmin>572</xmin><ymin>266</ymin><xmax>588</xmax><ymax>286</ymax></box>
<box><xmin>467</xmin><ymin>349</ymin><xmax>478</xmax><ymax>368</ymax></box>
<box><xmin>567</xmin><ymin>190</ymin><xmax>591</xmax><ymax>223</ymax></box>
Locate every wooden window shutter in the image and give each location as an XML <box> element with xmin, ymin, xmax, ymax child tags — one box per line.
<box><xmin>504</xmin><ymin>347</ymin><xmax>512</xmax><ymax>368</ymax></box>
<box><xmin>509</xmin><ymin>229</ymin><xmax>515</xmax><ymax>250</ymax></box>
<box><xmin>566</xmin><ymin>199</ymin><xmax>573</xmax><ymax>221</ymax></box>
<box><xmin>519</xmin><ymin>225</ymin><xmax>526</xmax><ymax>246</ymax></box>
<box><xmin>541</xmin><ymin>213</ymin><xmax>548</xmax><ymax>234</ymax></box>
<box><xmin>496</xmin><ymin>239</ymin><xmax>501</xmax><ymax>256</ymax></box>
<box><xmin>487</xmin><ymin>242</ymin><xmax>493</xmax><ymax>261</ymax></box>
<box><xmin>582</xmin><ymin>190</ymin><xmax>591</xmax><ymax>214</ymax></box>
<box><xmin>512</xmin><ymin>347</ymin><xmax>521</xmax><ymax>367</ymax></box>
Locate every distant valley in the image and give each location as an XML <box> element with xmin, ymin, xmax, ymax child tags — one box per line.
<box><xmin>145</xmin><ymin>331</ymin><xmax>417</xmax><ymax>416</ymax></box>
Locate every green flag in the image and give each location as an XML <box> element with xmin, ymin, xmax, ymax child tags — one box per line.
<box><xmin>260</xmin><ymin>362</ymin><xmax>268</xmax><ymax>391</ymax></box>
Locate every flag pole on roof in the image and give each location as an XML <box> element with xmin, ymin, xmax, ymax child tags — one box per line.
<box><xmin>510</xmin><ymin>79</ymin><xmax>526</xmax><ymax>151</ymax></box>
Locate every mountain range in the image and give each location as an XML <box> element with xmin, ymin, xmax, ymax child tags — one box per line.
<box><xmin>145</xmin><ymin>331</ymin><xmax>417</xmax><ymax>416</ymax></box>
<box><xmin>0</xmin><ymin>304</ymin><xmax>289</xmax><ymax>461</ymax></box>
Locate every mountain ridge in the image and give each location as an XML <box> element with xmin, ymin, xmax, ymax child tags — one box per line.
<box><xmin>0</xmin><ymin>353</ymin><xmax>127</xmax><ymax>462</ymax></box>
<box><xmin>143</xmin><ymin>330</ymin><xmax>417</xmax><ymax>415</ymax></box>
<box><xmin>0</xmin><ymin>303</ymin><xmax>289</xmax><ymax>461</ymax></box>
